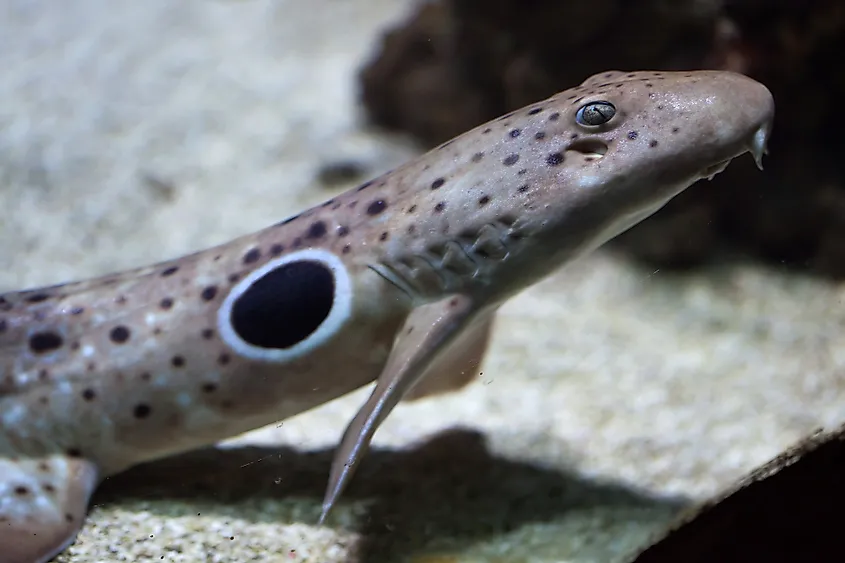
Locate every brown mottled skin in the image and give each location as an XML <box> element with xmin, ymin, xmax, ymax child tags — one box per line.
<box><xmin>0</xmin><ymin>70</ymin><xmax>774</xmax><ymax>563</ymax></box>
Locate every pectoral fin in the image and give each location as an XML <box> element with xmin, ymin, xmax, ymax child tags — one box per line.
<box><xmin>319</xmin><ymin>294</ymin><xmax>478</xmax><ymax>523</ymax></box>
<box><xmin>0</xmin><ymin>455</ymin><xmax>98</xmax><ymax>563</ymax></box>
<box><xmin>402</xmin><ymin>309</ymin><xmax>495</xmax><ymax>401</ymax></box>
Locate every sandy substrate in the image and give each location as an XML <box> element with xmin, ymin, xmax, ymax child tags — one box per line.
<box><xmin>2</xmin><ymin>1</ymin><xmax>844</xmax><ymax>562</ymax></box>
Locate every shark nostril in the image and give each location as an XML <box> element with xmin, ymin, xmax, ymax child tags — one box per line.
<box><xmin>567</xmin><ymin>139</ymin><xmax>608</xmax><ymax>158</ymax></box>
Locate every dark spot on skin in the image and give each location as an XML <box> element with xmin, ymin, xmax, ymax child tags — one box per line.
<box><xmin>503</xmin><ymin>154</ymin><xmax>519</xmax><ymax>166</ymax></box>
<box><xmin>66</xmin><ymin>448</ymin><xmax>82</xmax><ymax>458</ymax></box>
<box><xmin>534</xmin><ymin>131</ymin><xmax>546</xmax><ymax>140</ymax></box>
<box><xmin>201</xmin><ymin>286</ymin><xmax>218</xmax><ymax>301</ymax></box>
<box><xmin>348</xmin><ymin>201</ymin><xmax>358</xmax><ymax>209</ymax></box>
<box><xmin>29</xmin><ymin>331</ymin><xmax>63</xmax><ymax>354</ymax></box>
<box><xmin>336</xmin><ymin>225</ymin><xmax>349</xmax><ymax>237</ymax></box>
<box><xmin>82</xmin><ymin>388</ymin><xmax>96</xmax><ymax>401</ymax></box>
<box><xmin>0</xmin><ymin>319</ymin><xmax>6</xmax><ymax>333</ymax></box>
<box><xmin>140</xmin><ymin>372</ymin><xmax>152</xmax><ymax>382</ymax></box>
<box><xmin>483</xmin><ymin>128</ymin><xmax>492</xmax><ymax>134</ymax></box>
<box><xmin>478</xmin><ymin>195</ymin><xmax>490</xmax><ymax>206</ymax></box>
<box><xmin>14</xmin><ymin>486</ymin><xmax>29</xmax><ymax>496</ymax></box>
<box><xmin>547</xmin><ymin>152</ymin><xmax>564</xmax><ymax>166</ymax></box>
<box><xmin>407</xmin><ymin>205</ymin><xmax>417</xmax><ymax>213</ymax></box>
<box><xmin>243</xmin><ymin>248</ymin><xmax>261</xmax><ymax>264</ymax></box>
<box><xmin>627</xmin><ymin>131</ymin><xmax>639</xmax><ymax>140</ymax></box>
<box><xmin>39</xmin><ymin>396</ymin><xmax>49</xmax><ymax>405</ymax></box>
<box><xmin>292</xmin><ymin>237</ymin><xmax>303</xmax><ymax>249</ymax></box>
<box><xmin>38</xmin><ymin>462</ymin><xmax>49</xmax><ymax>472</ymax></box>
<box><xmin>571</xmin><ymin>133</ymin><xmax>579</xmax><ymax>140</ymax></box>
<box><xmin>160</xmin><ymin>297</ymin><xmax>174</xmax><ymax>310</ymax></box>
<box><xmin>471</xmin><ymin>152</ymin><xmax>484</xmax><ymax>163</ymax></box>
<box><xmin>342</xmin><ymin>245</ymin><xmax>351</xmax><ymax>254</ymax></box>
<box><xmin>65</xmin><ymin>514</ymin><xmax>74</xmax><ymax>523</ymax></box>
<box><xmin>549</xmin><ymin>112</ymin><xmax>560</xmax><ymax>121</ymax></box>
<box><xmin>25</xmin><ymin>293</ymin><xmax>50</xmax><ymax>303</ymax></box>
<box><xmin>109</xmin><ymin>326</ymin><xmax>131</xmax><ymax>344</ymax></box>
<box><xmin>0</xmin><ymin>297</ymin><xmax>11</xmax><ymax>311</ymax></box>
<box><xmin>366</xmin><ymin>199</ymin><xmax>387</xmax><ymax>215</ymax></box>
<box><xmin>228</xmin><ymin>273</ymin><xmax>240</xmax><ymax>284</ymax></box>
<box><xmin>356</xmin><ymin>180</ymin><xmax>374</xmax><ymax>192</ymax></box>
<box><xmin>86</xmin><ymin>362</ymin><xmax>96</xmax><ymax>372</ymax></box>
<box><xmin>307</xmin><ymin>221</ymin><xmax>327</xmax><ymax>239</ymax></box>
<box><xmin>518</xmin><ymin>185</ymin><xmax>529</xmax><ymax>193</ymax></box>
<box><xmin>70</xmin><ymin>306</ymin><xmax>84</xmax><ymax>315</ymax></box>
<box><xmin>161</xmin><ymin>266</ymin><xmax>179</xmax><ymax>277</ymax></box>
<box><xmin>672</xmin><ymin>127</ymin><xmax>680</xmax><ymax>134</ymax></box>
<box><xmin>230</xmin><ymin>259</ymin><xmax>335</xmax><ymax>349</ymax></box>
<box><xmin>518</xmin><ymin>169</ymin><xmax>527</xmax><ymax>176</ymax></box>
<box><xmin>218</xmin><ymin>353</ymin><xmax>231</xmax><ymax>366</ymax></box>
<box><xmin>270</xmin><ymin>243</ymin><xmax>285</xmax><ymax>256</ymax></box>
<box><xmin>649</xmin><ymin>140</ymin><xmax>659</xmax><ymax>148</ymax></box>
<box><xmin>509</xmin><ymin>129</ymin><xmax>521</xmax><ymax>138</ymax></box>
<box><xmin>202</xmin><ymin>383</ymin><xmax>218</xmax><ymax>393</ymax></box>
<box><xmin>407</xmin><ymin>225</ymin><xmax>416</xmax><ymax>234</ymax></box>
<box><xmin>434</xmin><ymin>202</ymin><xmax>446</xmax><ymax>213</ymax></box>
<box><xmin>115</xmin><ymin>295</ymin><xmax>127</xmax><ymax>305</ymax></box>
<box><xmin>133</xmin><ymin>404</ymin><xmax>151</xmax><ymax>419</ymax></box>
<box><xmin>172</xmin><ymin>356</ymin><xmax>185</xmax><ymax>368</ymax></box>
<box><xmin>43</xmin><ymin>483</ymin><xmax>56</xmax><ymax>493</ymax></box>
<box><xmin>431</xmin><ymin>178</ymin><xmax>445</xmax><ymax>190</ymax></box>
<box><xmin>528</xmin><ymin>107</ymin><xmax>542</xmax><ymax>115</ymax></box>
<box><xmin>201</xmin><ymin>328</ymin><xmax>214</xmax><ymax>340</ymax></box>
<box><xmin>379</xmin><ymin>232</ymin><xmax>389</xmax><ymax>241</ymax></box>
<box><xmin>449</xmin><ymin>298</ymin><xmax>459</xmax><ymax>307</ymax></box>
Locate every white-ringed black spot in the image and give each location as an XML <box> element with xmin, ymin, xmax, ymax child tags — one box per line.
<box><xmin>217</xmin><ymin>249</ymin><xmax>352</xmax><ymax>362</ymax></box>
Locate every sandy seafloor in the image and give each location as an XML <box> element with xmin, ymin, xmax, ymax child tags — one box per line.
<box><xmin>1</xmin><ymin>1</ymin><xmax>844</xmax><ymax>562</ymax></box>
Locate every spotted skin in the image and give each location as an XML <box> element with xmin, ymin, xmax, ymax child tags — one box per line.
<box><xmin>0</xmin><ymin>70</ymin><xmax>774</xmax><ymax>562</ymax></box>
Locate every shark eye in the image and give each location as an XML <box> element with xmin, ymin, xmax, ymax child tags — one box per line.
<box><xmin>576</xmin><ymin>101</ymin><xmax>616</xmax><ymax>126</ymax></box>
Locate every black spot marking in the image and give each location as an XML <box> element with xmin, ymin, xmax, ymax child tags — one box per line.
<box><xmin>431</xmin><ymin>178</ymin><xmax>445</xmax><ymax>190</ymax></box>
<box><xmin>471</xmin><ymin>152</ymin><xmax>484</xmax><ymax>163</ymax></box>
<box><xmin>270</xmin><ymin>243</ymin><xmax>285</xmax><ymax>256</ymax></box>
<box><xmin>649</xmin><ymin>140</ymin><xmax>659</xmax><ymax>148</ymax></box>
<box><xmin>160</xmin><ymin>298</ymin><xmax>174</xmax><ymax>310</ymax></box>
<box><xmin>434</xmin><ymin>202</ymin><xmax>446</xmax><ymax>213</ymax></box>
<box><xmin>133</xmin><ymin>404</ymin><xmax>151</xmax><ymax>419</ymax></box>
<box><xmin>337</xmin><ymin>225</ymin><xmax>350</xmax><ymax>237</ymax></box>
<box><xmin>517</xmin><ymin>169</ymin><xmax>527</xmax><ymax>176</ymax></box>
<box><xmin>70</xmin><ymin>307</ymin><xmax>85</xmax><ymax>315</ymax></box>
<box><xmin>528</xmin><ymin>107</ymin><xmax>542</xmax><ymax>115</ymax></box>
<box><xmin>161</xmin><ymin>266</ymin><xmax>179</xmax><ymax>277</ymax></box>
<box><xmin>672</xmin><ymin>127</ymin><xmax>680</xmax><ymax>134</ymax></box>
<box><xmin>518</xmin><ymin>185</ymin><xmax>529</xmax><ymax>193</ymax></box>
<box><xmin>109</xmin><ymin>326</ymin><xmax>131</xmax><ymax>344</ymax></box>
<box><xmin>534</xmin><ymin>131</ymin><xmax>546</xmax><ymax>140</ymax></box>
<box><xmin>82</xmin><ymin>388</ymin><xmax>96</xmax><ymax>401</ymax></box>
<box><xmin>379</xmin><ymin>232</ymin><xmax>389</xmax><ymax>241</ymax></box>
<box><xmin>478</xmin><ymin>195</ymin><xmax>490</xmax><ymax>206</ymax></box>
<box><xmin>25</xmin><ymin>293</ymin><xmax>51</xmax><ymax>303</ymax></box>
<box><xmin>243</xmin><ymin>248</ymin><xmax>261</xmax><ymax>264</ymax></box>
<box><xmin>29</xmin><ymin>332</ymin><xmax>63</xmax><ymax>354</ymax></box>
<box><xmin>549</xmin><ymin>112</ymin><xmax>560</xmax><ymax>121</ymax></box>
<box><xmin>307</xmin><ymin>221</ymin><xmax>327</xmax><ymax>239</ymax></box>
<box><xmin>483</xmin><ymin>127</ymin><xmax>492</xmax><ymax>134</ymax></box>
<box><xmin>65</xmin><ymin>514</ymin><xmax>73</xmax><ymax>523</ymax></box>
<box><xmin>172</xmin><ymin>356</ymin><xmax>185</xmax><ymax>368</ymax></box>
<box><xmin>115</xmin><ymin>295</ymin><xmax>127</xmax><ymax>305</ymax></box>
<box><xmin>201</xmin><ymin>286</ymin><xmax>218</xmax><ymax>301</ymax></box>
<box><xmin>66</xmin><ymin>448</ymin><xmax>82</xmax><ymax>458</ymax></box>
<box><xmin>509</xmin><ymin>129</ymin><xmax>521</xmax><ymax>138</ymax></box>
<box><xmin>202</xmin><ymin>383</ymin><xmax>218</xmax><ymax>393</ymax></box>
<box><xmin>229</xmin><ymin>260</ymin><xmax>335</xmax><ymax>349</ymax></box>
<box><xmin>547</xmin><ymin>152</ymin><xmax>564</xmax><ymax>166</ymax></box>
<box><xmin>503</xmin><ymin>154</ymin><xmax>520</xmax><ymax>166</ymax></box>
<box><xmin>342</xmin><ymin>244</ymin><xmax>351</xmax><ymax>254</ymax></box>
<box><xmin>627</xmin><ymin>131</ymin><xmax>639</xmax><ymax>140</ymax></box>
<box><xmin>14</xmin><ymin>486</ymin><xmax>29</xmax><ymax>496</ymax></box>
<box><xmin>201</xmin><ymin>328</ymin><xmax>214</xmax><ymax>340</ymax></box>
<box><xmin>407</xmin><ymin>205</ymin><xmax>417</xmax><ymax>213</ymax></box>
<box><xmin>218</xmin><ymin>353</ymin><xmax>231</xmax><ymax>366</ymax></box>
<box><xmin>366</xmin><ymin>199</ymin><xmax>387</xmax><ymax>215</ymax></box>
<box><xmin>43</xmin><ymin>483</ymin><xmax>56</xmax><ymax>493</ymax></box>
<box><xmin>407</xmin><ymin>225</ymin><xmax>416</xmax><ymax>234</ymax></box>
